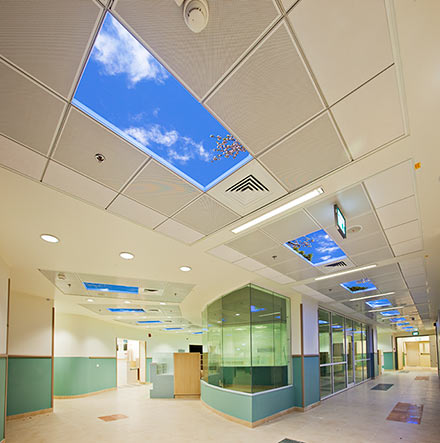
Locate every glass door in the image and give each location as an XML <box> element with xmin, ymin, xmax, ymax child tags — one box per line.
<box><xmin>346</xmin><ymin>319</ymin><xmax>355</xmax><ymax>387</ymax></box>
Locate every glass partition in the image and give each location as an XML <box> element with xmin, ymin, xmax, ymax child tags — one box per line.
<box><xmin>202</xmin><ymin>284</ymin><xmax>291</xmax><ymax>394</ymax></box>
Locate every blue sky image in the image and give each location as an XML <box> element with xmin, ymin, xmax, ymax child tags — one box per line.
<box><xmin>340</xmin><ymin>278</ymin><xmax>377</xmax><ymax>294</ymax></box>
<box><xmin>284</xmin><ymin>229</ymin><xmax>346</xmax><ymax>266</ymax></box>
<box><xmin>74</xmin><ymin>13</ymin><xmax>251</xmax><ymax>190</ymax></box>
<box><xmin>365</xmin><ymin>299</ymin><xmax>391</xmax><ymax>308</ymax></box>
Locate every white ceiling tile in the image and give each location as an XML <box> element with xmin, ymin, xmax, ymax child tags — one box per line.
<box><xmin>281</xmin><ymin>0</ymin><xmax>296</xmax><ymax>12</ymax></box>
<box><xmin>43</xmin><ymin>161</ymin><xmax>117</xmax><ymax>207</ymax></box>
<box><xmin>259</xmin><ymin>113</ymin><xmax>349</xmax><ymax>191</ymax></box>
<box><xmin>376</xmin><ymin>196</ymin><xmax>418</xmax><ymax>229</ymax></box>
<box><xmin>154</xmin><ymin>219</ymin><xmax>204</xmax><ymax>244</ymax></box>
<box><xmin>332</xmin><ymin>67</ymin><xmax>405</xmax><ymax>159</ymax></box>
<box><xmin>251</xmin><ymin>245</ymin><xmax>299</xmax><ymax>267</ymax></box>
<box><xmin>385</xmin><ymin>220</ymin><xmax>421</xmax><ymax>246</ymax></box>
<box><xmin>351</xmin><ymin>246</ymin><xmax>393</xmax><ymax>266</ymax></box>
<box><xmin>286</xmin><ymin>267</ymin><xmax>321</xmax><ymax>281</ymax></box>
<box><xmin>124</xmin><ymin>160</ymin><xmax>201</xmax><ymax>217</ymax></box>
<box><xmin>207</xmin><ymin>160</ymin><xmax>287</xmax><ymax>216</ymax></box>
<box><xmin>391</xmin><ymin>237</ymin><xmax>423</xmax><ymax>256</ymax></box>
<box><xmin>254</xmin><ymin>267</ymin><xmax>294</xmax><ymax>284</ymax></box>
<box><xmin>341</xmin><ymin>231</ymin><xmax>388</xmax><ymax>256</ymax></box>
<box><xmin>0</xmin><ymin>0</ymin><xmax>102</xmax><ymax>98</ymax></box>
<box><xmin>173</xmin><ymin>195</ymin><xmax>239</xmax><ymax>235</ymax></box>
<box><xmin>205</xmin><ymin>21</ymin><xmax>323</xmax><ymax>155</ymax></box>
<box><xmin>54</xmin><ymin>108</ymin><xmax>148</xmax><ymax>191</ymax></box>
<box><xmin>0</xmin><ymin>135</ymin><xmax>47</xmax><ymax>180</ymax></box>
<box><xmin>107</xmin><ymin>195</ymin><xmax>166</xmax><ymax>229</ymax></box>
<box><xmin>0</xmin><ymin>62</ymin><xmax>66</xmax><ymax>155</ymax></box>
<box><xmin>227</xmin><ymin>230</ymin><xmax>279</xmax><ymax>256</ymax></box>
<box><xmin>288</xmin><ymin>0</ymin><xmax>393</xmax><ymax>104</ymax></box>
<box><xmin>404</xmin><ymin>273</ymin><xmax>427</xmax><ymax>289</ymax></box>
<box><xmin>113</xmin><ymin>0</ymin><xmax>280</xmax><ymax>99</ymax></box>
<box><xmin>262</xmin><ymin>210</ymin><xmax>319</xmax><ymax>244</ymax></box>
<box><xmin>235</xmin><ymin>257</ymin><xmax>266</xmax><ymax>272</ymax></box>
<box><xmin>207</xmin><ymin>245</ymin><xmax>246</xmax><ymax>263</ymax></box>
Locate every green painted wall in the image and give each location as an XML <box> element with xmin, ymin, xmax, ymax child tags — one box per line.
<box><xmin>303</xmin><ymin>356</ymin><xmax>320</xmax><ymax>406</ymax></box>
<box><xmin>292</xmin><ymin>356</ymin><xmax>302</xmax><ymax>407</ymax></box>
<box><xmin>0</xmin><ymin>357</ymin><xmax>6</xmax><ymax>440</ymax></box>
<box><xmin>7</xmin><ymin>357</ymin><xmax>52</xmax><ymax>416</ymax></box>
<box><xmin>54</xmin><ymin>357</ymin><xmax>116</xmax><ymax>396</ymax></box>
<box><xmin>146</xmin><ymin>357</ymin><xmax>152</xmax><ymax>382</ymax></box>
<box><xmin>252</xmin><ymin>385</ymin><xmax>295</xmax><ymax>422</ymax></box>
<box><xmin>383</xmin><ymin>352</ymin><xmax>395</xmax><ymax>370</ymax></box>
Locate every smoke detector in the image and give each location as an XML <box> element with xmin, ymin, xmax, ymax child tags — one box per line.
<box><xmin>176</xmin><ymin>0</ymin><xmax>209</xmax><ymax>33</ymax></box>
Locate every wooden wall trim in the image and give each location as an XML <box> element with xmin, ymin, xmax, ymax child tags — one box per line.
<box><xmin>7</xmin><ymin>355</ymin><xmax>52</xmax><ymax>358</ymax></box>
<box><xmin>4</xmin><ymin>279</ymin><xmax>10</xmax><ymax>441</ymax></box>
<box><xmin>7</xmin><ymin>408</ymin><xmax>53</xmax><ymax>421</ymax></box>
<box><xmin>0</xmin><ymin>355</ymin><xmax>7</xmax><ymax>359</ymax></box>
<box><xmin>304</xmin><ymin>354</ymin><xmax>319</xmax><ymax>358</ymax></box>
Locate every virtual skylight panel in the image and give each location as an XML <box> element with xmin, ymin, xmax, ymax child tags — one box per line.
<box><xmin>74</xmin><ymin>13</ymin><xmax>251</xmax><ymax>190</ymax></box>
<box><xmin>340</xmin><ymin>278</ymin><xmax>377</xmax><ymax>294</ymax></box>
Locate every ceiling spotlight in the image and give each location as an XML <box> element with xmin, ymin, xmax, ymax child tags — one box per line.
<box><xmin>40</xmin><ymin>234</ymin><xmax>59</xmax><ymax>243</ymax></box>
<box><xmin>124</xmin><ymin>300</ymin><xmax>131</xmax><ymax>304</ymax></box>
<box><xmin>87</xmin><ymin>299</ymin><xmax>94</xmax><ymax>302</ymax></box>
<box><xmin>120</xmin><ymin>252</ymin><xmax>134</xmax><ymax>260</ymax></box>
<box><xmin>179</xmin><ymin>266</ymin><xmax>192</xmax><ymax>272</ymax></box>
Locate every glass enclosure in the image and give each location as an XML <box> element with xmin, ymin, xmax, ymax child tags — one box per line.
<box><xmin>318</xmin><ymin>308</ymin><xmax>370</xmax><ymax>399</ymax></box>
<box><xmin>202</xmin><ymin>284</ymin><xmax>291</xmax><ymax>393</ymax></box>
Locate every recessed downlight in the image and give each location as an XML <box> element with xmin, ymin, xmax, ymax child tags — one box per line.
<box><xmin>160</xmin><ymin>302</ymin><xmax>166</xmax><ymax>305</ymax></box>
<box><xmin>40</xmin><ymin>234</ymin><xmax>59</xmax><ymax>243</ymax></box>
<box><xmin>179</xmin><ymin>266</ymin><xmax>192</xmax><ymax>272</ymax></box>
<box><xmin>87</xmin><ymin>299</ymin><xmax>94</xmax><ymax>302</ymax></box>
<box><xmin>120</xmin><ymin>252</ymin><xmax>134</xmax><ymax>260</ymax></box>
<box><xmin>124</xmin><ymin>300</ymin><xmax>131</xmax><ymax>304</ymax></box>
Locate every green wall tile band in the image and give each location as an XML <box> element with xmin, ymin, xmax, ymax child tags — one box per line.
<box><xmin>383</xmin><ymin>352</ymin><xmax>395</xmax><ymax>370</ymax></box>
<box><xmin>7</xmin><ymin>357</ymin><xmax>52</xmax><ymax>416</ymax></box>
<box><xmin>0</xmin><ymin>358</ymin><xmax>6</xmax><ymax>439</ymax></box>
<box><xmin>146</xmin><ymin>357</ymin><xmax>152</xmax><ymax>383</ymax></box>
<box><xmin>303</xmin><ymin>356</ymin><xmax>320</xmax><ymax>406</ymax></box>
<box><xmin>54</xmin><ymin>357</ymin><xmax>116</xmax><ymax>396</ymax></box>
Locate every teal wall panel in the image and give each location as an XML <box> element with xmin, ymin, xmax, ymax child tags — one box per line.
<box><xmin>303</xmin><ymin>356</ymin><xmax>320</xmax><ymax>406</ymax></box>
<box><xmin>383</xmin><ymin>352</ymin><xmax>395</xmax><ymax>370</ymax></box>
<box><xmin>292</xmin><ymin>356</ymin><xmax>302</xmax><ymax>407</ymax></box>
<box><xmin>7</xmin><ymin>357</ymin><xmax>52</xmax><ymax>416</ymax></box>
<box><xmin>201</xmin><ymin>381</ymin><xmax>252</xmax><ymax>422</ymax></box>
<box><xmin>0</xmin><ymin>357</ymin><xmax>6</xmax><ymax>440</ymax></box>
<box><xmin>146</xmin><ymin>357</ymin><xmax>152</xmax><ymax>383</ymax></box>
<box><xmin>252</xmin><ymin>385</ymin><xmax>295</xmax><ymax>422</ymax></box>
<box><xmin>54</xmin><ymin>357</ymin><xmax>116</xmax><ymax>396</ymax></box>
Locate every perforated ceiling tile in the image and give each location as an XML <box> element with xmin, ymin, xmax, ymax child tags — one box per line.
<box><xmin>113</xmin><ymin>0</ymin><xmax>280</xmax><ymax>99</ymax></box>
<box><xmin>254</xmin><ymin>267</ymin><xmax>294</xmax><ymax>284</ymax></box>
<box><xmin>0</xmin><ymin>62</ymin><xmax>66</xmax><ymax>155</ymax></box>
<box><xmin>376</xmin><ymin>196</ymin><xmax>418</xmax><ymax>230</ymax></box>
<box><xmin>404</xmin><ymin>273</ymin><xmax>426</xmax><ymax>289</ymax></box>
<box><xmin>207</xmin><ymin>160</ymin><xmax>287</xmax><ymax>216</ymax></box>
<box><xmin>284</xmin><ymin>265</ymin><xmax>321</xmax><ymax>282</ymax></box>
<box><xmin>124</xmin><ymin>160</ymin><xmax>201</xmax><ymax>217</ymax></box>
<box><xmin>251</xmin><ymin>245</ymin><xmax>299</xmax><ymax>267</ymax></box>
<box><xmin>338</xmin><ymin>231</ymin><xmax>387</xmax><ymax>257</ymax></box>
<box><xmin>288</xmin><ymin>0</ymin><xmax>393</xmax><ymax>105</ymax></box>
<box><xmin>0</xmin><ymin>0</ymin><xmax>102</xmax><ymax>98</ymax></box>
<box><xmin>235</xmin><ymin>257</ymin><xmax>266</xmax><ymax>272</ymax></box>
<box><xmin>391</xmin><ymin>237</ymin><xmax>423</xmax><ymax>256</ymax></box>
<box><xmin>0</xmin><ymin>135</ymin><xmax>47</xmax><ymax>180</ymax></box>
<box><xmin>43</xmin><ymin>160</ymin><xmax>117</xmax><ymax>208</ymax></box>
<box><xmin>207</xmin><ymin>245</ymin><xmax>246</xmax><ymax>263</ymax></box>
<box><xmin>365</xmin><ymin>162</ymin><xmax>415</xmax><ymax>209</ymax></box>
<box><xmin>385</xmin><ymin>220</ymin><xmax>421</xmax><ymax>246</ymax></box>
<box><xmin>173</xmin><ymin>194</ymin><xmax>239</xmax><ymax>235</ymax></box>
<box><xmin>332</xmin><ymin>67</ymin><xmax>405</xmax><ymax>159</ymax></box>
<box><xmin>350</xmin><ymin>246</ymin><xmax>393</xmax><ymax>266</ymax></box>
<box><xmin>54</xmin><ymin>108</ymin><xmax>148</xmax><ymax>191</ymax></box>
<box><xmin>205</xmin><ymin>22</ymin><xmax>323</xmax><ymax>156</ymax></box>
<box><xmin>262</xmin><ymin>210</ymin><xmax>319</xmax><ymax>244</ymax></box>
<box><xmin>227</xmin><ymin>230</ymin><xmax>279</xmax><ymax>257</ymax></box>
<box><xmin>107</xmin><ymin>195</ymin><xmax>166</xmax><ymax>229</ymax></box>
<box><xmin>154</xmin><ymin>218</ymin><xmax>204</xmax><ymax>245</ymax></box>
<box><xmin>259</xmin><ymin>113</ymin><xmax>349</xmax><ymax>191</ymax></box>
<box><xmin>281</xmin><ymin>0</ymin><xmax>297</xmax><ymax>12</ymax></box>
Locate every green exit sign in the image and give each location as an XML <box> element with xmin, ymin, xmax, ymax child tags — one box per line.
<box><xmin>412</xmin><ymin>331</ymin><xmax>419</xmax><ymax>336</ymax></box>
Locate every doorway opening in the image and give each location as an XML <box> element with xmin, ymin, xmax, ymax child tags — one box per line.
<box><xmin>116</xmin><ymin>338</ymin><xmax>147</xmax><ymax>387</ymax></box>
<box><xmin>396</xmin><ymin>335</ymin><xmax>438</xmax><ymax>370</ymax></box>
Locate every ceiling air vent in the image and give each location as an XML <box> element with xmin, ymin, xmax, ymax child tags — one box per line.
<box><xmin>148</xmin><ymin>308</ymin><xmax>160</xmax><ymax>312</ymax></box>
<box><xmin>225</xmin><ymin>175</ymin><xmax>269</xmax><ymax>193</ymax></box>
<box><xmin>325</xmin><ymin>260</ymin><xmax>348</xmax><ymax>268</ymax></box>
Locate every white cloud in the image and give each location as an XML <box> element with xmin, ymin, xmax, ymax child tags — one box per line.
<box><xmin>125</xmin><ymin>125</ymin><xmax>211</xmax><ymax>164</ymax></box>
<box><xmin>93</xmin><ymin>15</ymin><xmax>168</xmax><ymax>86</ymax></box>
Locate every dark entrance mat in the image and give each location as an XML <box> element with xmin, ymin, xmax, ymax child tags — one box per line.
<box><xmin>371</xmin><ymin>383</ymin><xmax>394</xmax><ymax>391</ymax></box>
<box><xmin>387</xmin><ymin>402</ymin><xmax>423</xmax><ymax>424</ymax></box>
<box><xmin>278</xmin><ymin>440</ymin><xmax>305</xmax><ymax>443</ymax></box>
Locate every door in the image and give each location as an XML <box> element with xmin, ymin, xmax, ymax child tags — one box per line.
<box><xmin>346</xmin><ymin>327</ymin><xmax>355</xmax><ymax>387</ymax></box>
<box><xmin>174</xmin><ymin>352</ymin><xmax>201</xmax><ymax>398</ymax></box>
<box><xmin>406</xmin><ymin>342</ymin><xmax>420</xmax><ymax>366</ymax></box>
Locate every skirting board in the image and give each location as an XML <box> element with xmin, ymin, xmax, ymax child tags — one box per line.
<box><xmin>7</xmin><ymin>408</ymin><xmax>53</xmax><ymax>421</ymax></box>
<box><xmin>174</xmin><ymin>394</ymin><xmax>200</xmax><ymax>399</ymax></box>
<box><xmin>201</xmin><ymin>400</ymin><xmax>298</xmax><ymax>428</ymax></box>
<box><xmin>54</xmin><ymin>387</ymin><xmax>116</xmax><ymax>399</ymax></box>
<box><xmin>293</xmin><ymin>401</ymin><xmax>321</xmax><ymax>412</ymax></box>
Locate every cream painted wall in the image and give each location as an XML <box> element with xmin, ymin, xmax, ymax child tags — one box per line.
<box><xmin>302</xmin><ymin>297</ymin><xmax>319</xmax><ymax>355</ymax></box>
<box><xmin>377</xmin><ymin>330</ymin><xmax>394</xmax><ymax>352</ymax></box>
<box><xmin>0</xmin><ymin>256</ymin><xmax>9</xmax><ymax>355</ymax></box>
<box><xmin>8</xmin><ymin>292</ymin><xmax>53</xmax><ymax>356</ymax></box>
<box><xmin>290</xmin><ymin>298</ymin><xmax>301</xmax><ymax>355</ymax></box>
<box><xmin>55</xmin><ymin>313</ymin><xmax>202</xmax><ymax>357</ymax></box>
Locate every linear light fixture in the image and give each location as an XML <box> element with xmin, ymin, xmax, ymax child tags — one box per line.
<box><xmin>314</xmin><ymin>264</ymin><xmax>377</xmax><ymax>281</ymax></box>
<box><xmin>348</xmin><ymin>292</ymin><xmax>395</xmax><ymax>302</ymax></box>
<box><xmin>368</xmin><ymin>305</ymin><xmax>404</xmax><ymax>313</ymax></box>
<box><xmin>231</xmin><ymin>187</ymin><xmax>324</xmax><ymax>234</ymax></box>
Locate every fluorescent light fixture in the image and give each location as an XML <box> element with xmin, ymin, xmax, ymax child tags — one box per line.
<box><xmin>314</xmin><ymin>264</ymin><xmax>377</xmax><ymax>281</ymax></box>
<box><xmin>348</xmin><ymin>292</ymin><xmax>395</xmax><ymax>302</ymax></box>
<box><xmin>231</xmin><ymin>187</ymin><xmax>324</xmax><ymax>234</ymax></box>
<box><xmin>368</xmin><ymin>306</ymin><xmax>403</xmax><ymax>313</ymax></box>
<box><xmin>179</xmin><ymin>266</ymin><xmax>192</xmax><ymax>272</ymax></box>
<box><xmin>40</xmin><ymin>234</ymin><xmax>59</xmax><ymax>243</ymax></box>
<box><xmin>318</xmin><ymin>320</ymin><xmax>328</xmax><ymax>324</ymax></box>
<box><xmin>120</xmin><ymin>252</ymin><xmax>134</xmax><ymax>260</ymax></box>
<box><xmin>124</xmin><ymin>300</ymin><xmax>131</xmax><ymax>304</ymax></box>
<box><xmin>160</xmin><ymin>302</ymin><xmax>166</xmax><ymax>305</ymax></box>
